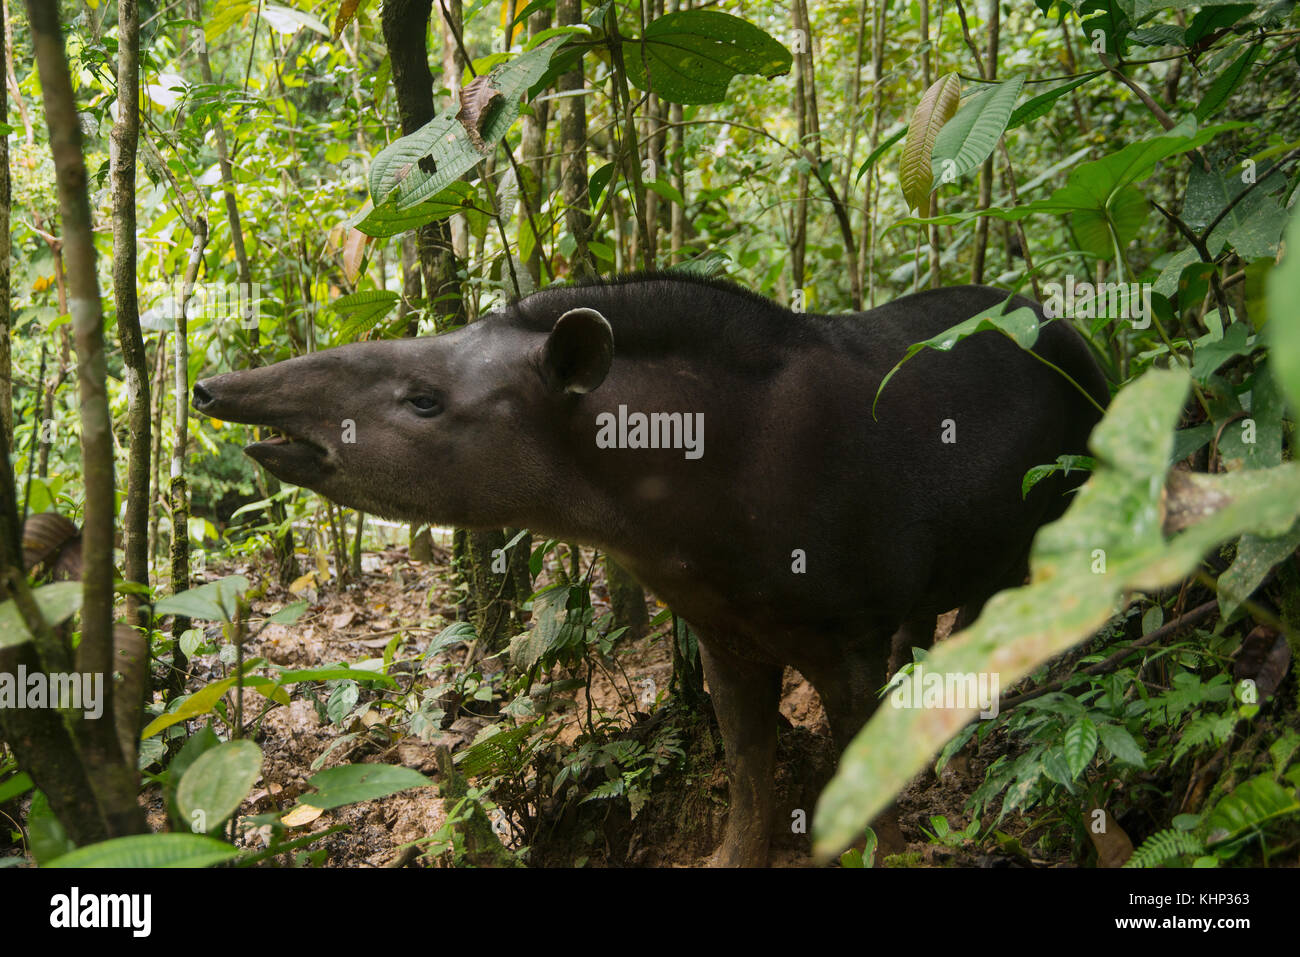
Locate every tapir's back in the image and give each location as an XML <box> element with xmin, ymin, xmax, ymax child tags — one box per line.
<box><xmin>764</xmin><ymin>283</ymin><xmax>1109</xmax><ymax>626</ymax></box>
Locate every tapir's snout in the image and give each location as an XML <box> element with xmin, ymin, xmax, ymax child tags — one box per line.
<box><xmin>191</xmin><ymin>373</ymin><xmax>253</xmax><ymax>422</ymax></box>
<box><xmin>191</xmin><ymin>379</ymin><xmax>217</xmax><ymax>414</ymax></box>
<box><xmin>191</xmin><ymin>368</ymin><xmax>290</xmax><ymax>428</ymax></box>
<box><xmin>191</xmin><ymin>368</ymin><xmax>337</xmax><ymax>489</ymax></box>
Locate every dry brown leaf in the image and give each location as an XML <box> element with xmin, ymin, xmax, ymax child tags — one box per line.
<box><xmin>456</xmin><ymin>75</ymin><xmax>504</xmax><ymax>152</ymax></box>
<box><xmin>282</xmin><ymin>803</ymin><xmax>325</xmax><ymax>828</ymax></box>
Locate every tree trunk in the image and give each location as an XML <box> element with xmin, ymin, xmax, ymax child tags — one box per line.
<box><xmin>557</xmin><ymin>0</ymin><xmax>594</xmax><ymax>279</ymax></box>
<box><xmin>111</xmin><ymin>0</ymin><xmax>150</xmax><ymax>627</ymax></box>
<box><xmin>169</xmin><ymin>218</ymin><xmax>209</xmax><ymax>689</ymax></box>
<box><xmin>26</xmin><ymin>0</ymin><xmax>146</xmax><ymax>838</ymax></box>
<box><xmin>0</xmin><ymin>0</ymin><xmax>10</xmax><ymax>436</ymax></box>
<box><xmin>971</xmin><ymin>0</ymin><xmax>999</xmax><ymax>284</ymax></box>
<box><xmin>148</xmin><ymin>335</ymin><xmax>166</xmax><ymax>571</ymax></box>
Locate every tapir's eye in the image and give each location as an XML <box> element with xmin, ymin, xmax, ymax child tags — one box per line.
<box><xmin>406</xmin><ymin>395</ymin><xmax>443</xmax><ymax>417</ymax></box>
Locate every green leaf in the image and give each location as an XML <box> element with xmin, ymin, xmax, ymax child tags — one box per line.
<box><xmin>299</xmin><ymin>763</ymin><xmax>433</xmax><ymax>809</ymax></box>
<box><xmin>153</xmin><ymin>575</ymin><xmax>250</xmax><ymax>622</ymax></box>
<box><xmin>1205</xmin><ymin>773</ymin><xmax>1300</xmax><ymax>844</ymax></box>
<box><xmin>855</xmin><ymin>123</ymin><xmax>907</xmax><ymax>185</ymax></box>
<box><xmin>931</xmin><ymin>76</ymin><xmax>1025</xmax><ymax>189</ymax></box>
<box><xmin>874</xmin><ymin>300</ymin><xmax>1040</xmax><ymax>416</ymax></box>
<box><xmin>1023</xmin><ymin>455</ymin><xmax>1095</xmax><ymax>498</ymax></box>
<box><xmin>1267</xmin><ymin>209</ymin><xmax>1300</xmax><ymax>414</ymax></box>
<box><xmin>1098</xmin><ymin>723</ymin><xmax>1146</xmax><ymax>767</ymax></box>
<box><xmin>1219</xmin><ymin>520</ymin><xmax>1300</xmax><ymax>621</ymax></box>
<box><xmin>206</xmin><ymin>0</ymin><xmax>255</xmax><ymax>42</ymax></box>
<box><xmin>889</xmin><ymin>119</ymin><xmax>1239</xmax><ymax>254</ymax></box>
<box><xmin>1064</xmin><ymin>717</ymin><xmax>1099</xmax><ymax>778</ymax></box>
<box><xmin>588</xmin><ymin>162</ymin><xmax>616</xmax><ymax>208</ymax></box>
<box><xmin>369</xmin><ymin>36</ymin><xmax>568</xmax><ymax>210</ymax></box>
<box><xmin>273</xmin><ymin>665</ymin><xmax>397</xmax><ymax>688</ymax></box>
<box><xmin>0</xmin><ymin>772</ymin><xmax>33</xmax><ymax>803</ymax></box>
<box><xmin>164</xmin><ymin>724</ymin><xmax>221</xmax><ymax>828</ymax></box>
<box><xmin>353</xmin><ymin>182</ymin><xmax>480</xmax><ymax>238</ymax></box>
<box><xmin>0</xmin><ymin>582</ymin><xmax>83</xmax><ymax>648</ymax></box>
<box><xmin>328</xmin><ymin>290</ymin><xmax>401</xmax><ymax>337</ymax></box>
<box><xmin>140</xmin><ymin>675</ymin><xmax>240</xmax><ymax>739</ymax></box>
<box><xmin>46</xmin><ymin>833</ymin><xmax>239</xmax><ymax>868</ymax></box>
<box><xmin>1007</xmin><ymin>72</ymin><xmax>1101</xmax><ymax>131</ymax></box>
<box><xmin>622</xmin><ymin>11</ymin><xmax>792</xmax><ymax>105</ymax></box>
<box><xmin>1195</xmin><ymin>42</ymin><xmax>1262</xmax><ymax>121</ymax></box>
<box><xmin>1189</xmin><ymin>321</ymin><xmax>1254</xmax><ymax>384</ymax></box>
<box><xmin>28</xmin><ymin>791</ymin><xmax>74</xmax><ymax>864</ymax></box>
<box><xmin>1184</xmin><ymin>163</ymin><xmax>1287</xmax><ymax>259</ymax></box>
<box><xmin>263</xmin><ymin>600</ymin><xmax>309</xmax><ymax>625</ymax></box>
<box><xmin>176</xmin><ymin>740</ymin><xmax>264</xmax><ymax>833</ymax></box>
<box><xmin>901</xmin><ymin>73</ymin><xmax>962</xmax><ymax>212</ymax></box>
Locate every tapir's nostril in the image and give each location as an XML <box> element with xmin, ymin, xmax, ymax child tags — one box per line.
<box><xmin>192</xmin><ymin>381</ymin><xmax>213</xmax><ymax>408</ymax></box>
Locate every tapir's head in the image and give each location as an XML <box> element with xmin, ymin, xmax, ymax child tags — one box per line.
<box><xmin>191</xmin><ymin>307</ymin><xmax>614</xmax><ymax>528</ymax></box>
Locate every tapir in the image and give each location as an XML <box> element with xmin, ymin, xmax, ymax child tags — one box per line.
<box><xmin>192</xmin><ymin>274</ymin><xmax>1108</xmax><ymax>866</ymax></box>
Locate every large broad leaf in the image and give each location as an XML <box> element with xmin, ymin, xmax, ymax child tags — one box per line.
<box><xmin>812</xmin><ymin>367</ymin><xmax>1300</xmax><ymax>860</ymax></box>
<box><xmin>621</xmin><ymin>10</ymin><xmax>792</xmax><ymax>105</ymax></box>
<box><xmin>153</xmin><ymin>574</ymin><xmax>250</xmax><ymax>622</ymax></box>
<box><xmin>892</xmin><ymin>118</ymin><xmax>1237</xmax><ymax>256</ymax></box>
<box><xmin>0</xmin><ymin>581</ymin><xmax>83</xmax><ymax>648</ymax></box>
<box><xmin>327</xmin><ymin>290</ymin><xmax>400</xmax><ymax>339</ymax></box>
<box><xmin>352</xmin><ymin>182</ymin><xmax>480</xmax><ymax>238</ymax></box>
<box><xmin>368</xmin><ymin>35</ymin><xmax>568</xmax><ymax>212</ymax></box>
<box><xmin>46</xmin><ymin>833</ymin><xmax>239</xmax><ymax>868</ymax></box>
<box><xmin>1266</xmin><ymin>208</ymin><xmax>1300</xmax><ymax>413</ymax></box>
<box><xmin>298</xmin><ymin>763</ymin><xmax>432</xmax><ymax>809</ymax></box>
<box><xmin>1195</xmin><ymin>41</ymin><xmax>1262</xmax><ymax>121</ymax></box>
<box><xmin>1007</xmin><ymin>72</ymin><xmax>1101</xmax><ymax>131</ymax></box>
<box><xmin>176</xmin><ymin>740</ymin><xmax>264</xmax><ymax>833</ymax></box>
<box><xmin>1183</xmin><ymin>163</ymin><xmax>1287</xmax><ymax>260</ymax></box>
<box><xmin>931</xmin><ymin>76</ymin><xmax>1025</xmax><ymax>190</ymax></box>
<box><xmin>900</xmin><ymin>73</ymin><xmax>962</xmax><ymax>212</ymax></box>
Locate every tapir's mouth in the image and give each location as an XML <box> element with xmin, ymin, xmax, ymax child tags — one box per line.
<box><xmin>244</xmin><ymin>427</ymin><xmax>334</xmax><ymax>485</ymax></box>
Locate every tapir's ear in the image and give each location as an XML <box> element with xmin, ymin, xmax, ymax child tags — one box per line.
<box><xmin>541</xmin><ymin>307</ymin><xmax>614</xmax><ymax>394</ymax></box>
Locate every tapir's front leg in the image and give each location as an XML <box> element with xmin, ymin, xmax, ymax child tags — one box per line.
<box><xmin>696</xmin><ymin>638</ymin><xmax>783</xmax><ymax>867</ymax></box>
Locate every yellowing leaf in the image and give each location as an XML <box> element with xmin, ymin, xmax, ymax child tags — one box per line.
<box><xmin>288</xmin><ymin>572</ymin><xmax>317</xmax><ymax>595</ymax></box>
<box><xmin>901</xmin><ymin>73</ymin><xmax>961</xmax><ymax>212</ymax></box>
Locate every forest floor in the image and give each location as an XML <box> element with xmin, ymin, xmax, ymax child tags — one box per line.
<box><xmin>159</xmin><ymin>536</ymin><xmax>1061</xmax><ymax>868</ymax></box>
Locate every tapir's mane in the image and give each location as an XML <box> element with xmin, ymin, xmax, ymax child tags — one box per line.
<box><xmin>504</xmin><ymin>271</ymin><xmax>830</xmax><ymax>366</ymax></box>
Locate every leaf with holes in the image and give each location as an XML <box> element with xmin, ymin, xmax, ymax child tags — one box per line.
<box><xmin>368</xmin><ymin>36</ymin><xmax>567</xmax><ymax>211</ymax></box>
